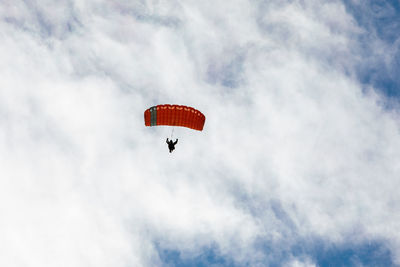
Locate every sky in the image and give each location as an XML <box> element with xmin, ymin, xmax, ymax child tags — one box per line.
<box><xmin>0</xmin><ymin>0</ymin><xmax>400</xmax><ymax>266</ymax></box>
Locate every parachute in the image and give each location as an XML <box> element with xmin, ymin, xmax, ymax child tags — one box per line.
<box><xmin>144</xmin><ymin>104</ymin><xmax>205</xmax><ymax>131</ymax></box>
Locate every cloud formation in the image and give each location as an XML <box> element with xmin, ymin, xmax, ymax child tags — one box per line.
<box><xmin>1</xmin><ymin>0</ymin><xmax>399</xmax><ymax>266</ymax></box>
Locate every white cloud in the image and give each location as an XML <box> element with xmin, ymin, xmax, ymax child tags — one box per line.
<box><xmin>1</xmin><ymin>0</ymin><xmax>399</xmax><ymax>266</ymax></box>
<box><xmin>285</xmin><ymin>257</ymin><xmax>316</xmax><ymax>267</ymax></box>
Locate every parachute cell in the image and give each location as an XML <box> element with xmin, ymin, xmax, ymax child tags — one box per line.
<box><xmin>144</xmin><ymin>104</ymin><xmax>205</xmax><ymax>131</ymax></box>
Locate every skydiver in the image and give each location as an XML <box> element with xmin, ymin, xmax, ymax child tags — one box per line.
<box><xmin>166</xmin><ymin>138</ymin><xmax>178</xmax><ymax>153</ymax></box>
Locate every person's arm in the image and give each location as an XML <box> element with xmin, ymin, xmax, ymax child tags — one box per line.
<box><xmin>174</xmin><ymin>139</ymin><xmax>178</xmax><ymax>145</ymax></box>
<box><xmin>166</xmin><ymin>138</ymin><xmax>169</xmax><ymax>144</ymax></box>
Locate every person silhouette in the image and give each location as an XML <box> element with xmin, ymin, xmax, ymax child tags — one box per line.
<box><xmin>166</xmin><ymin>138</ymin><xmax>178</xmax><ymax>153</ymax></box>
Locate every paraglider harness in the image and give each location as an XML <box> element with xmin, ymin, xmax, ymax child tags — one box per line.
<box><xmin>166</xmin><ymin>138</ymin><xmax>178</xmax><ymax>153</ymax></box>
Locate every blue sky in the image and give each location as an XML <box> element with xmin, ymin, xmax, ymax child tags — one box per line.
<box><xmin>158</xmin><ymin>240</ymin><xmax>393</xmax><ymax>267</ymax></box>
<box><xmin>1</xmin><ymin>0</ymin><xmax>400</xmax><ymax>266</ymax></box>
<box><xmin>344</xmin><ymin>0</ymin><xmax>400</xmax><ymax>101</ymax></box>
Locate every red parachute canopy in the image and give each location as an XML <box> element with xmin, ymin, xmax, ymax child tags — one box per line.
<box><xmin>144</xmin><ymin>104</ymin><xmax>205</xmax><ymax>131</ymax></box>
